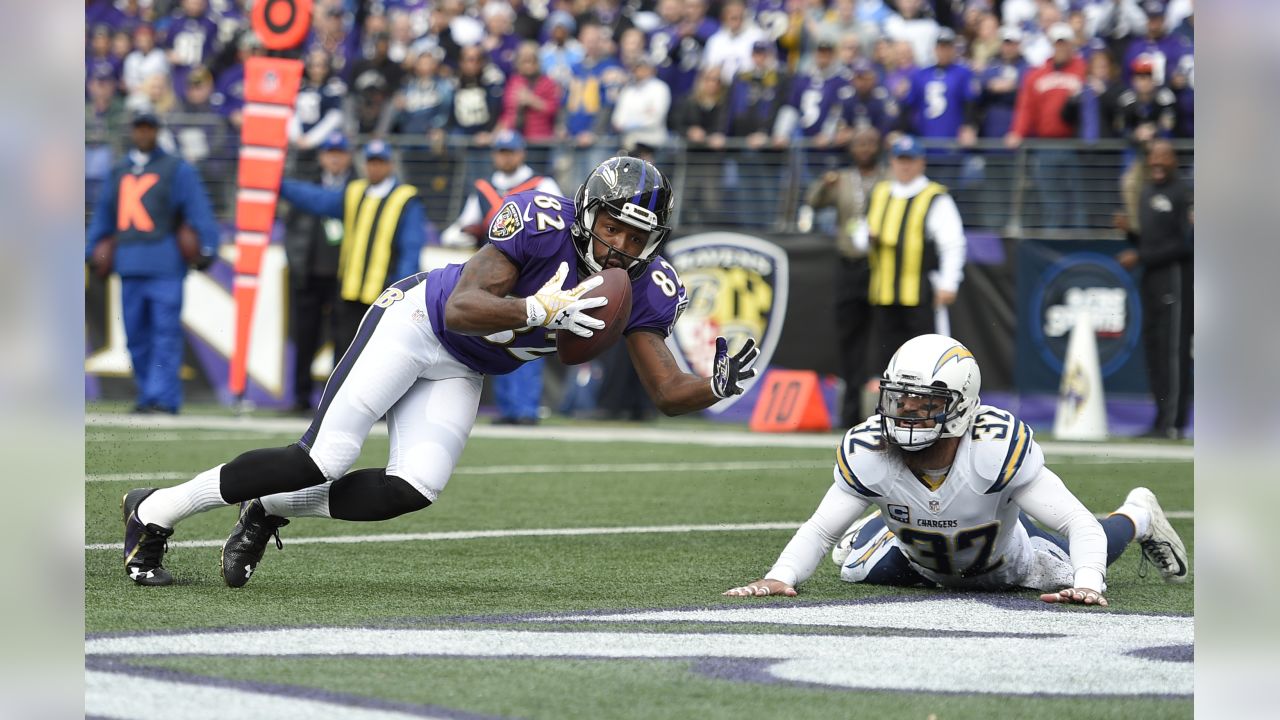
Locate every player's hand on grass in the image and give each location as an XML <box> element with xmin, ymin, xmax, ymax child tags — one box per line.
<box><xmin>1039</xmin><ymin>587</ymin><xmax>1108</xmax><ymax>607</ymax></box>
<box><xmin>723</xmin><ymin>579</ymin><xmax>796</xmax><ymax>597</ymax></box>
<box><xmin>525</xmin><ymin>261</ymin><xmax>607</xmax><ymax>337</ymax></box>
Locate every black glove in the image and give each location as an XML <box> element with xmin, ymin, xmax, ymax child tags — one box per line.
<box><xmin>191</xmin><ymin>252</ymin><xmax>215</xmax><ymax>271</ymax></box>
<box><xmin>711</xmin><ymin>336</ymin><xmax>760</xmax><ymax>399</ymax></box>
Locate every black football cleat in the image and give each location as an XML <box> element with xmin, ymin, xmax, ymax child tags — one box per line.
<box><xmin>221</xmin><ymin>499</ymin><xmax>289</xmax><ymax>588</ymax></box>
<box><xmin>122</xmin><ymin>488</ymin><xmax>175</xmax><ymax>586</ymax></box>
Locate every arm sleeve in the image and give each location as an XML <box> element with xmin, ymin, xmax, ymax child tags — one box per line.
<box><xmin>1009</xmin><ymin>72</ymin><xmax>1032</xmax><ymax>137</ymax></box>
<box><xmin>765</xmin><ymin>483</ymin><xmax>871</xmax><ymax>587</ymax></box>
<box><xmin>393</xmin><ymin>199</ymin><xmax>426</xmax><ymax>280</ymax></box>
<box><xmin>172</xmin><ymin>162</ymin><xmax>221</xmax><ymax>254</ymax></box>
<box><xmin>86</xmin><ymin>170</ymin><xmax>119</xmax><ymax>258</ymax></box>
<box><xmin>1012</xmin><ymin>466</ymin><xmax>1108</xmax><ymax>592</ymax></box>
<box><xmin>300</xmin><ymin>108</ymin><xmax>344</xmax><ymax>148</ymax></box>
<box><xmin>279</xmin><ymin>179</ymin><xmax>346</xmax><ymax>219</ymax></box>
<box><xmin>926</xmin><ymin>194</ymin><xmax>966</xmax><ymax>293</ymax></box>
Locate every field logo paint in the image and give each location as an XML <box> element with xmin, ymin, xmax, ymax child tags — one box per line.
<box><xmin>663</xmin><ymin>232</ymin><xmax>789</xmax><ymax>414</ymax></box>
<box><xmin>87</xmin><ymin>597</ymin><xmax>1191</xmax><ymax>699</ymax></box>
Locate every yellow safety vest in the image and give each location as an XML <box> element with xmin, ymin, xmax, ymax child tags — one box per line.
<box><xmin>865</xmin><ymin>180</ymin><xmax>946</xmax><ymax>307</ymax></box>
<box><xmin>340</xmin><ymin>179</ymin><xmax>419</xmax><ymax>305</ymax></box>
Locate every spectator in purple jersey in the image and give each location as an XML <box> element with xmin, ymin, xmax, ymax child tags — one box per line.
<box><xmin>883</xmin><ymin>41</ymin><xmax>918</xmax><ymax>104</ymax></box>
<box><xmin>306</xmin><ymin>4</ymin><xmax>360</xmax><ymax>78</ymax></box>
<box><xmin>651</xmin><ymin>0</ymin><xmax>701</xmax><ymax>101</ymax></box>
<box><xmin>120</xmin><ymin>156</ymin><xmax>761</xmax><ymax>589</ymax></box>
<box><xmin>838</xmin><ymin>59</ymin><xmax>898</xmax><ymax>140</ymax></box>
<box><xmin>1121</xmin><ymin>0</ymin><xmax>1192</xmax><ymax>86</ymax></box>
<box><xmin>212</xmin><ymin>31</ymin><xmax>264</xmax><ymax>130</ymax></box>
<box><xmin>777</xmin><ymin>37</ymin><xmax>848</xmax><ymax>182</ymax></box>
<box><xmin>87</xmin><ymin>25</ymin><xmax>122</xmax><ymax>94</ymax></box>
<box><xmin>162</xmin><ymin>0</ymin><xmax>220</xmax><ymax>98</ymax></box>
<box><xmin>112</xmin><ymin>29</ymin><xmax>134</xmax><ymax>65</ymax></box>
<box><xmin>897</xmin><ymin>29</ymin><xmax>979</xmax><ymax>146</ymax></box>
<box><xmin>975</xmin><ymin>27</ymin><xmax>1028</xmax><ymax>139</ymax></box>
<box><xmin>725</xmin><ymin>41</ymin><xmax>792</xmax><ymax>227</ymax></box>
<box><xmin>480</xmin><ymin>2</ymin><xmax>523</xmax><ymax>80</ymax></box>
<box><xmin>88</xmin><ymin>0</ymin><xmax>147</xmax><ymax>34</ymax></box>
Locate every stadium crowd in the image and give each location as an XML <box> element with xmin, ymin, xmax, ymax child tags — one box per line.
<box><xmin>86</xmin><ymin>0</ymin><xmax>1194</xmax><ymax>228</ymax></box>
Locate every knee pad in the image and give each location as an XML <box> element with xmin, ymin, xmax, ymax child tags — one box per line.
<box><xmin>329</xmin><ymin>469</ymin><xmax>432</xmax><ymax>521</ymax></box>
<box><xmin>221</xmin><ymin>443</ymin><xmax>326</xmax><ymax>504</ymax></box>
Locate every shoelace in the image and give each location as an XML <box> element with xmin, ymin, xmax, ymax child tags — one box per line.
<box><xmin>1137</xmin><ymin>539</ymin><xmax>1176</xmax><ymax>579</ymax></box>
<box><xmin>245</xmin><ymin>517</ymin><xmax>287</xmax><ymax>551</ymax></box>
<box><xmin>137</xmin><ymin>528</ymin><xmax>170</xmax><ymax>565</ymax></box>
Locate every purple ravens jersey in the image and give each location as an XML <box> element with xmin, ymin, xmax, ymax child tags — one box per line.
<box><xmin>424</xmin><ymin>190</ymin><xmax>688</xmax><ymax>375</ymax></box>
<box><xmin>789</xmin><ymin>69</ymin><xmax>849</xmax><ymax>137</ymax></box>
<box><xmin>902</xmin><ymin>63</ymin><xmax>978</xmax><ymax>138</ymax></box>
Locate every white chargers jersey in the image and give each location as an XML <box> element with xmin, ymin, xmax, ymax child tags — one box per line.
<box><xmin>834</xmin><ymin>406</ymin><xmax>1047</xmax><ymax>590</ymax></box>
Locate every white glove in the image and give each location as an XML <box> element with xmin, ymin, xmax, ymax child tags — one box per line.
<box><xmin>524</xmin><ymin>262</ymin><xmax>608</xmax><ymax>338</ymax></box>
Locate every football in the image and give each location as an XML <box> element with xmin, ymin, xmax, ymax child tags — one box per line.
<box><xmin>556</xmin><ymin>267</ymin><xmax>632</xmax><ymax>365</ymax></box>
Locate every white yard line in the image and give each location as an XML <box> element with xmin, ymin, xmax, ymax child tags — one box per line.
<box><xmin>84</xmin><ymin>514</ymin><xmax>1192</xmax><ymax>552</ymax></box>
<box><xmin>85</xmin><ymin>412</ymin><xmax>1193</xmax><ymax>460</ymax></box>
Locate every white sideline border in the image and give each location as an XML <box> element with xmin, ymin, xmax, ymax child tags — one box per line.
<box><xmin>85</xmin><ymin>412</ymin><xmax>1193</xmax><ymax>460</ymax></box>
<box><xmin>84</xmin><ymin>513</ymin><xmax>1192</xmax><ymax>552</ymax></box>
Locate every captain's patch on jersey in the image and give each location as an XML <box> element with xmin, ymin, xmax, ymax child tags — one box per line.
<box><xmin>488</xmin><ymin>201</ymin><xmax>523</xmax><ymax>242</ymax></box>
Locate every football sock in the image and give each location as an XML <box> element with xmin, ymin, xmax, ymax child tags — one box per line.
<box><xmin>137</xmin><ymin>465</ymin><xmax>227</xmax><ymax>529</ymax></box>
<box><xmin>329</xmin><ymin>468</ymin><xmax>432</xmax><ymax>521</ymax></box>
<box><xmin>261</xmin><ymin>482</ymin><xmax>333</xmax><ymax>519</ymax></box>
<box><xmin>1100</xmin><ymin>514</ymin><xmax>1137</xmax><ymax>565</ymax></box>
<box><xmin>1110</xmin><ymin>503</ymin><xmax>1152</xmax><ymax>540</ymax></box>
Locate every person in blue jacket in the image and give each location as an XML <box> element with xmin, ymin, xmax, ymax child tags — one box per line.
<box><xmin>278</xmin><ymin>139</ymin><xmax>426</xmax><ymax>359</ymax></box>
<box><xmin>85</xmin><ymin>110</ymin><xmax>221</xmax><ymax>415</ymax></box>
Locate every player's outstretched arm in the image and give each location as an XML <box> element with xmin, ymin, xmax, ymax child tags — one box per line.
<box><xmin>627</xmin><ymin>333</ymin><xmax>758</xmax><ymax>416</ymax></box>
<box><xmin>723</xmin><ymin>579</ymin><xmax>797</xmax><ymax>597</ymax></box>
<box><xmin>446</xmin><ymin>252</ymin><xmax>606</xmax><ymax>337</ymax></box>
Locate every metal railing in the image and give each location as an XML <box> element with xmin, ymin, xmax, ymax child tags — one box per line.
<box><xmin>85</xmin><ymin>114</ymin><xmax>1193</xmax><ymax>241</ymax></box>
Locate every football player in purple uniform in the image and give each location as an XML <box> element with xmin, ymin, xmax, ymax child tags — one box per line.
<box><xmin>119</xmin><ymin>156</ymin><xmax>761</xmax><ymax>587</ymax></box>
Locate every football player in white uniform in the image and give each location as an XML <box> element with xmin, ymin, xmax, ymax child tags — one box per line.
<box><xmin>725</xmin><ymin>334</ymin><xmax>1189</xmax><ymax>606</ymax></box>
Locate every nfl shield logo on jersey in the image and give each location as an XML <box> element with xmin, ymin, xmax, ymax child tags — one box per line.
<box><xmin>928</xmin><ymin>499</ymin><xmax>941</xmax><ymax>514</ymax></box>
<box><xmin>663</xmin><ymin>232</ymin><xmax>789</xmax><ymax>413</ymax></box>
<box><xmin>488</xmin><ymin>202</ymin><xmax>523</xmax><ymax>242</ymax></box>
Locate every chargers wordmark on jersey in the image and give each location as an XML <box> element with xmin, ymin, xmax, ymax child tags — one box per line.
<box><xmin>488</xmin><ymin>201</ymin><xmax>522</xmax><ymax>241</ymax></box>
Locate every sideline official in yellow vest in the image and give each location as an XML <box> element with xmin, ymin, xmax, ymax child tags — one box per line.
<box><xmin>279</xmin><ymin>138</ymin><xmax>426</xmax><ymax>323</ymax></box>
<box><xmin>853</xmin><ymin>135</ymin><xmax>967</xmax><ymax>378</ymax></box>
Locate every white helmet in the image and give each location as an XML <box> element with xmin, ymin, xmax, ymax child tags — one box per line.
<box><xmin>877</xmin><ymin>334</ymin><xmax>982</xmax><ymax>451</ymax></box>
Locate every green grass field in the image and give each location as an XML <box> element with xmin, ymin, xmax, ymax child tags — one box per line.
<box><xmin>85</xmin><ymin>408</ymin><xmax>1193</xmax><ymax>719</ymax></box>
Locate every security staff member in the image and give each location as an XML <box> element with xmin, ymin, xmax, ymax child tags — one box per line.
<box><xmin>439</xmin><ymin>129</ymin><xmax>562</xmax><ymax>425</ymax></box>
<box><xmin>85</xmin><ymin>110</ymin><xmax>221</xmax><ymax>414</ymax></box>
<box><xmin>283</xmin><ymin>131</ymin><xmax>355</xmax><ymax>413</ymax></box>
<box><xmin>854</xmin><ymin>135</ymin><xmax>966</xmax><ymax>383</ymax></box>
<box><xmin>439</xmin><ymin>130</ymin><xmax>561</xmax><ymax>249</ymax></box>
<box><xmin>279</xmin><ymin>138</ymin><xmax>426</xmax><ymax>364</ymax></box>
<box><xmin>1116</xmin><ymin>140</ymin><xmax>1192</xmax><ymax>439</ymax></box>
<box><xmin>797</xmin><ymin>126</ymin><xmax>885</xmax><ymax>426</ymax></box>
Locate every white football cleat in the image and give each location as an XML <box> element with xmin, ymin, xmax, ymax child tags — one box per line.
<box><xmin>832</xmin><ymin>511</ymin><xmax>883</xmax><ymax>566</ymax></box>
<box><xmin>1124</xmin><ymin>487</ymin><xmax>1189</xmax><ymax>584</ymax></box>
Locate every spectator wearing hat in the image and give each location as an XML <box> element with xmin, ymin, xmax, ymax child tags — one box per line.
<box><xmin>499</xmin><ymin>41</ymin><xmax>562</xmax><ymax>173</ymax></box>
<box><xmin>897</xmin><ymin>28</ymin><xmax>979</xmax><ymax>146</ymax></box>
<box><xmin>278</xmin><ymin>139</ymin><xmax>427</xmax><ymax>361</ymax></box>
<box><xmin>283</xmin><ymin>132</ymin><xmax>356</xmax><ymax>413</ymax></box>
<box><xmin>1116</xmin><ymin>56</ymin><xmax>1178</xmax><ymax>149</ymax></box>
<box><xmin>1122</xmin><ymin>0</ymin><xmax>1192</xmax><ymax>86</ymax></box>
<box><xmin>1007</xmin><ymin>22</ymin><xmax>1087</xmax><ymax>228</ymax></box>
<box><xmin>703</xmin><ymin>0</ymin><xmax>765</xmax><ymax>84</ymax></box>
<box><xmin>162</xmin><ymin>0</ymin><xmax>220</xmax><ymax>98</ymax></box>
<box><xmin>439</xmin><ymin>130</ymin><xmax>563</xmax><ymax>425</ymax></box>
<box><xmin>725</xmin><ymin>39</ymin><xmax>792</xmax><ymax>227</ymax></box>
<box><xmin>612</xmin><ymin>54</ymin><xmax>672</xmax><ymax>154</ymax></box>
<box><xmin>85</xmin><ymin>110</ymin><xmax>221</xmax><ymax>415</ymax></box>
<box><xmin>775</xmin><ymin>36</ymin><xmax>849</xmax><ymax>180</ymax></box>
<box><xmin>838</xmin><ymin>59</ymin><xmax>898</xmax><ymax>139</ymax></box>
<box><xmin>853</xmin><ymin>135</ymin><xmax>967</xmax><ymax>384</ymax></box>
<box><xmin>540</xmin><ymin>11</ymin><xmax>585</xmax><ymax>90</ymax></box>
<box><xmin>976</xmin><ymin>27</ymin><xmax>1029</xmax><ymax>139</ymax></box>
